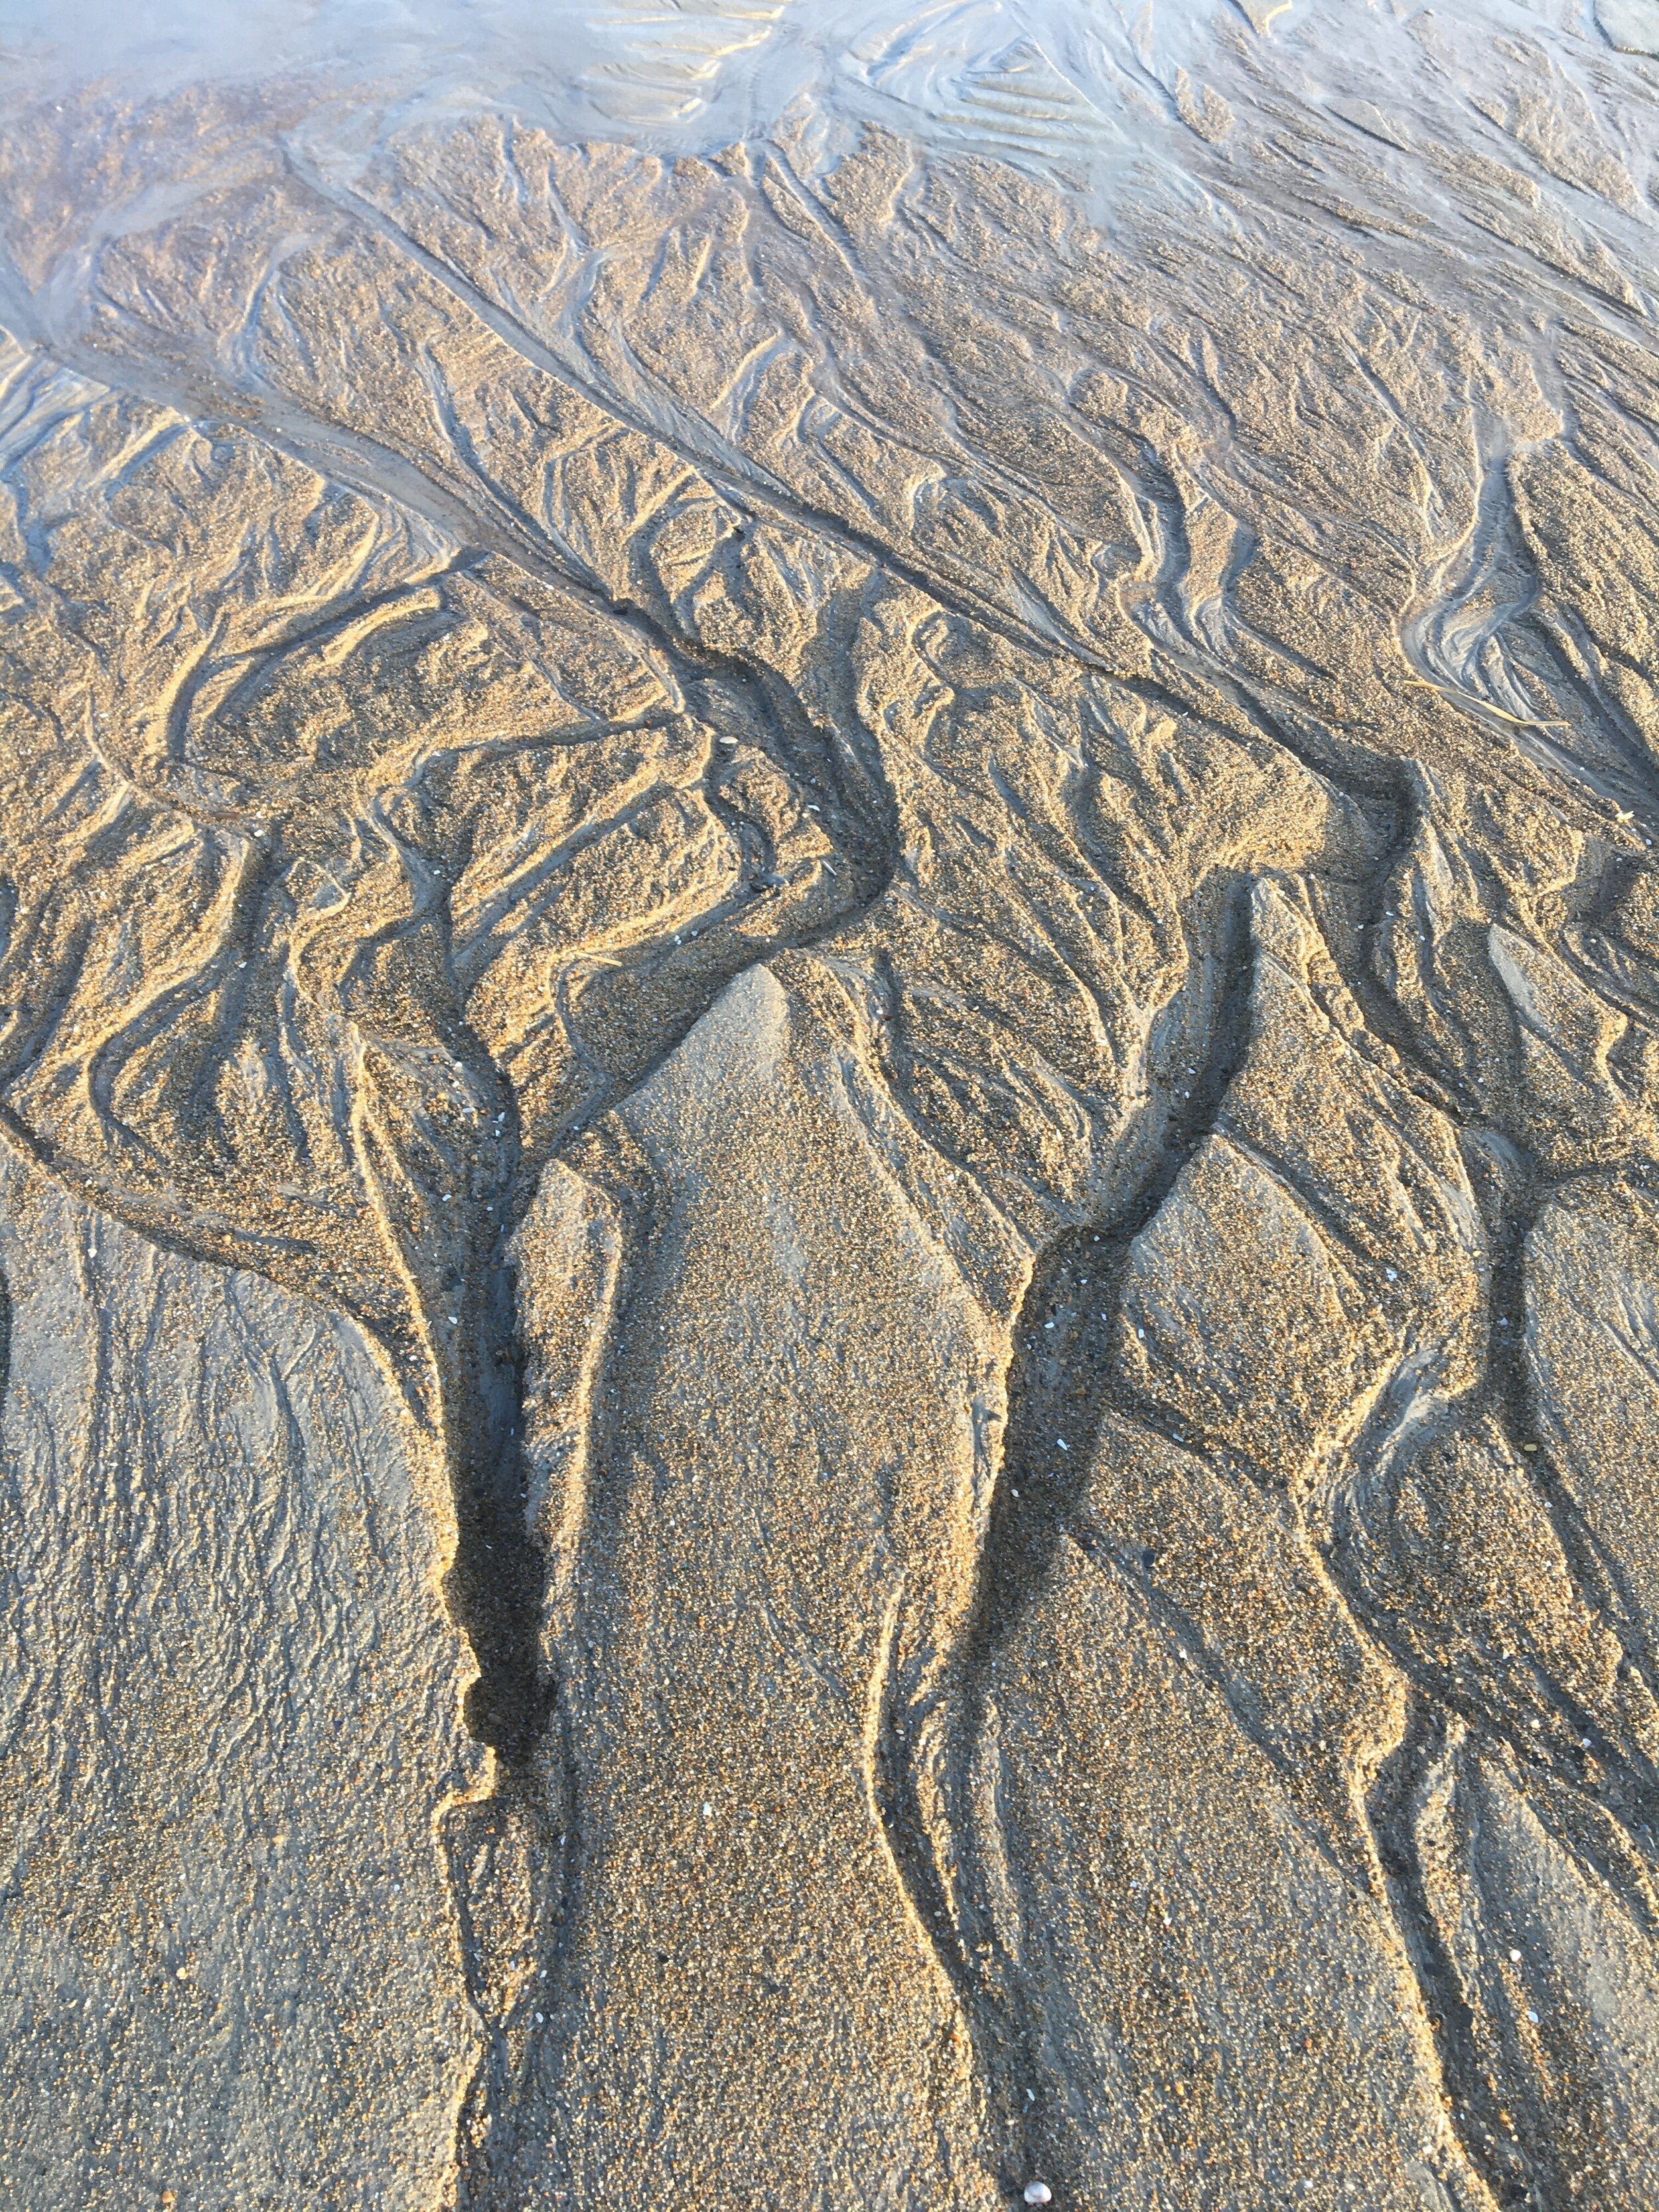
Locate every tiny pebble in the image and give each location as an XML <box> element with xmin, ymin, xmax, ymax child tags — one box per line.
<box><xmin>1509</xmin><ymin>1949</ymin><xmax>1522</xmax><ymax>1962</ymax></box>
<box><xmin>1023</xmin><ymin>2188</ymin><xmax>1052</xmax><ymax>2207</ymax></box>
<box><xmin>1526</xmin><ymin>2010</ymin><xmax>1540</xmax><ymax>2024</ymax></box>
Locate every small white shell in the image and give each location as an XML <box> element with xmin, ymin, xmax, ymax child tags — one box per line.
<box><xmin>1023</xmin><ymin>2187</ymin><xmax>1053</xmax><ymax>2207</ymax></box>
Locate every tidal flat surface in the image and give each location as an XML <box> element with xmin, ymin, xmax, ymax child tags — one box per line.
<box><xmin>1</xmin><ymin>1</ymin><xmax>1658</xmax><ymax>2204</ymax></box>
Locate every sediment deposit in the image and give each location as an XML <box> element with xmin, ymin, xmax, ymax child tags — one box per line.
<box><xmin>2</xmin><ymin>2</ymin><xmax>1658</xmax><ymax>2204</ymax></box>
